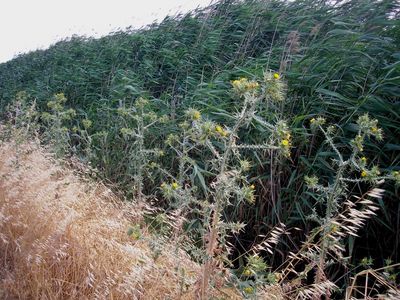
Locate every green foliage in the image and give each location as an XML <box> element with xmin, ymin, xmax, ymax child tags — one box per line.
<box><xmin>0</xmin><ymin>0</ymin><xmax>399</xmax><ymax>297</ymax></box>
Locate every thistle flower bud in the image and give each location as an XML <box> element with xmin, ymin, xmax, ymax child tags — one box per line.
<box><xmin>186</xmin><ymin>108</ymin><xmax>202</xmax><ymax>121</ymax></box>
<box><xmin>82</xmin><ymin>119</ymin><xmax>92</xmax><ymax>129</ymax></box>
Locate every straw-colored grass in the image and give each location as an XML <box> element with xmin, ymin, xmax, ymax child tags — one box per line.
<box><xmin>0</xmin><ymin>141</ymin><xmax>239</xmax><ymax>299</ymax></box>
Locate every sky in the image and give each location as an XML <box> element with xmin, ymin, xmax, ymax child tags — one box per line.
<box><xmin>0</xmin><ymin>0</ymin><xmax>213</xmax><ymax>63</ymax></box>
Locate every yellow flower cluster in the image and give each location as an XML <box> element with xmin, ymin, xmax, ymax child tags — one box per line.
<box><xmin>242</xmin><ymin>184</ymin><xmax>256</xmax><ymax>204</ymax></box>
<box><xmin>360</xmin><ymin>166</ymin><xmax>381</xmax><ymax>181</ymax></box>
<box><xmin>231</xmin><ymin>77</ymin><xmax>259</xmax><ymax>94</ymax></box>
<box><xmin>215</xmin><ymin>125</ymin><xmax>229</xmax><ymax>137</ymax></box>
<box><xmin>356</xmin><ymin>114</ymin><xmax>383</xmax><ymax>141</ymax></box>
<box><xmin>160</xmin><ymin>181</ymin><xmax>180</xmax><ymax>190</ymax></box>
<box><xmin>160</xmin><ymin>181</ymin><xmax>181</xmax><ymax>199</ymax></box>
<box><xmin>275</xmin><ymin>120</ymin><xmax>292</xmax><ymax>158</ymax></box>
<box><xmin>46</xmin><ymin>93</ymin><xmax>73</xmax><ymax>115</ymax></box>
<box><xmin>264</xmin><ymin>71</ymin><xmax>285</xmax><ymax>102</ymax></box>
<box><xmin>310</xmin><ymin>116</ymin><xmax>326</xmax><ymax>128</ymax></box>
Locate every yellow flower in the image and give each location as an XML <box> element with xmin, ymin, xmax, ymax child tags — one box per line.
<box><xmin>243</xmin><ymin>286</ymin><xmax>254</xmax><ymax>294</ymax></box>
<box><xmin>310</xmin><ymin>118</ymin><xmax>316</xmax><ymax>124</ymax></box>
<box><xmin>193</xmin><ymin>110</ymin><xmax>201</xmax><ymax>121</ymax></box>
<box><xmin>215</xmin><ymin>125</ymin><xmax>223</xmax><ymax>133</ymax></box>
<box><xmin>361</xmin><ymin>156</ymin><xmax>367</xmax><ymax>163</ymax></box>
<box><xmin>243</xmin><ymin>269</ymin><xmax>252</xmax><ymax>276</ymax></box>
<box><xmin>250</xmin><ymin>184</ymin><xmax>255</xmax><ymax>190</ymax></box>
<box><xmin>171</xmin><ymin>182</ymin><xmax>179</xmax><ymax>190</ymax></box>
<box><xmin>371</xmin><ymin>126</ymin><xmax>378</xmax><ymax>133</ymax></box>
<box><xmin>281</xmin><ymin>139</ymin><xmax>290</xmax><ymax>147</ymax></box>
<box><xmin>361</xmin><ymin>170</ymin><xmax>368</xmax><ymax>178</ymax></box>
<box><xmin>273</xmin><ymin>73</ymin><xmax>280</xmax><ymax>79</ymax></box>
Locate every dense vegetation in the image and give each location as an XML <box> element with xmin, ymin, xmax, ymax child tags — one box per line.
<box><xmin>1</xmin><ymin>0</ymin><xmax>400</xmax><ymax>298</ymax></box>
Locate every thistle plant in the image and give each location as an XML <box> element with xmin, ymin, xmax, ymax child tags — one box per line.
<box><xmin>117</xmin><ymin>97</ymin><xmax>167</xmax><ymax>202</ymax></box>
<box><xmin>41</xmin><ymin>93</ymin><xmax>76</xmax><ymax>157</ymax></box>
<box><xmin>201</xmin><ymin>73</ymin><xmax>294</xmax><ymax>298</ymax></box>
<box><xmin>157</xmin><ymin>72</ymin><xmax>292</xmax><ymax>298</ymax></box>
<box><xmin>69</xmin><ymin>116</ymin><xmax>97</xmax><ymax>167</ymax></box>
<box><xmin>281</xmin><ymin>114</ymin><xmax>399</xmax><ymax>299</ymax></box>
<box><xmin>240</xmin><ymin>254</ymin><xmax>269</xmax><ymax>298</ymax></box>
<box><xmin>3</xmin><ymin>91</ymin><xmax>39</xmax><ymax>165</ymax></box>
<box><xmin>5</xmin><ymin>91</ymin><xmax>39</xmax><ymax>138</ymax></box>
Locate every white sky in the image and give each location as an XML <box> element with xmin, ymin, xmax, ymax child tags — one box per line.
<box><xmin>0</xmin><ymin>0</ymin><xmax>213</xmax><ymax>63</ymax></box>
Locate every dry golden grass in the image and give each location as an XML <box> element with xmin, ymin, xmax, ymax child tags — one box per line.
<box><xmin>0</xmin><ymin>141</ymin><xmax>241</xmax><ymax>299</ymax></box>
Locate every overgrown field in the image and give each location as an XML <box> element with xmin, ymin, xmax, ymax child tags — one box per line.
<box><xmin>0</xmin><ymin>0</ymin><xmax>400</xmax><ymax>298</ymax></box>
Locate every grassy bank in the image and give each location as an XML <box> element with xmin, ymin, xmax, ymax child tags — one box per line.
<box><xmin>0</xmin><ymin>140</ymin><xmax>237</xmax><ymax>299</ymax></box>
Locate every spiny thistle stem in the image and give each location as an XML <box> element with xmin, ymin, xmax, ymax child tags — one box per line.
<box><xmin>201</xmin><ymin>96</ymin><xmax>251</xmax><ymax>299</ymax></box>
<box><xmin>135</xmin><ymin>107</ymin><xmax>145</xmax><ymax>202</ymax></box>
